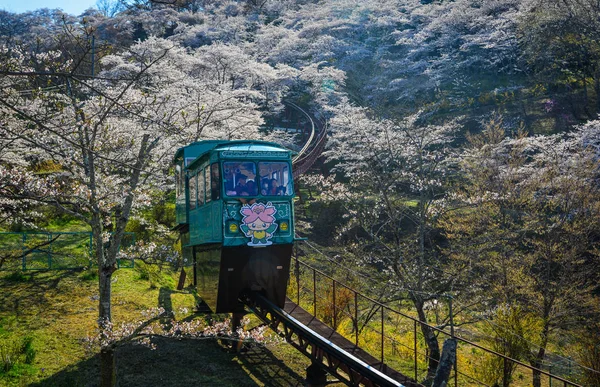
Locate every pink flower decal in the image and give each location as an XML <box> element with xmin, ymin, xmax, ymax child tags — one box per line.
<box><xmin>240</xmin><ymin>202</ymin><xmax>276</xmax><ymax>224</ymax></box>
<box><xmin>239</xmin><ymin>202</ymin><xmax>278</xmax><ymax>247</ymax></box>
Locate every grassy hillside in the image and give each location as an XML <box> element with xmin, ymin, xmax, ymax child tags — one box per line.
<box><xmin>0</xmin><ymin>267</ymin><xmax>318</xmax><ymax>387</ymax></box>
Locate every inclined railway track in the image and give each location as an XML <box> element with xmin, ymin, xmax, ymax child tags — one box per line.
<box><xmin>243</xmin><ymin>293</ymin><xmax>418</xmax><ymax>387</ymax></box>
<box><xmin>286</xmin><ymin>102</ymin><xmax>328</xmax><ymax>178</ymax></box>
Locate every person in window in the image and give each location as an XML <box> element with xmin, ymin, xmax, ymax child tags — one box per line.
<box><xmin>276</xmin><ymin>185</ymin><xmax>286</xmax><ymax>196</ymax></box>
<box><xmin>224</xmin><ymin>168</ymin><xmax>234</xmax><ymax>192</ymax></box>
<box><xmin>261</xmin><ymin>178</ymin><xmax>270</xmax><ymax>195</ymax></box>
<box><xmin>246</xmin><ymin>179</ymin><xmax>257</xmax><ymax>196</ymax></box>
<box><xmin>264</xmin><ymin>179</ymin><xmax>277</xmax><ymax>195</ymax></box>
<box><xmin>235</xmin><ymin>174</ymin><xmax>249</xmax><ymax>196</ymax></box>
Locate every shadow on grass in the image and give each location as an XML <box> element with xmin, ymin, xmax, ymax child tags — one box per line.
<box><xmin>0</xmin><ymin>270</ymin><xmax>85</xmax><ymax>316</ymax></box>
<box><xmin>158</xmin><ymin>287</ymin><xmax>174</xmax><ymax>315</ymax></box>
<box><xmin>236</xmin><ymin>343</ymin><xmax>306</xmax><ymax>387</ymax></box>
<box><xmin>29</xmin><ymin>336</ymin><xmax>306</xmax><ymax>387</ymax></box>
<box><xmin>3</xmin><ymin>275</ymin><xmax>308</xmax><ymax>386</ymax></box>
<box><xmin>154</xmin><ymin>287</ymin><xmax>305</xmax><ymax>386</ymax></box>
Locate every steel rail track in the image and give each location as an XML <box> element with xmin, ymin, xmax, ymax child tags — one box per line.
<box><xmin>287</xmin><ymin>101</ymin><xmax>316</xmax><ymax>164</ymax></box>
<box><xmin>244</xmin><ymin>293</ymin><xmax>411</xmax><ymax>387</ymax></box>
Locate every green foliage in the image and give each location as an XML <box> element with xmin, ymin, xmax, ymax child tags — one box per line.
<box><xmin>0</xmin><ymin>340</ymin><xmax>18</xmax><ymax>373</ymax></box>
<box><xmin>151</xmin><ymin>197</ymin><xmax>176</xmax><ymax>229</ymax></box>
<box><xmin>0</xmin><ymin>336</ymin><xmax>36</xmax><ymax>374</ymax></box>
<box><xmin>4</xmin><ymin>271</ymin><xmax>30</xmax><ymax>283</ymax></box>
<box><xmin>135</xmin><ymin>261</ymin><xmax>175</xmax><ymax>290</ymax></box>
<box><xmin>575</xmin><ymin>324</ymin><xmax>600</xmax><ymax>386</ymax></box>
<box><xmin>21</xmin><ymin>337</ymin><xmax>35</xmax><ymax>365</ymax></box>
<box><xmin>78</xmin><ymin>268</ymin><xmax>97</xmax><ymax>281</ymax></box>
<box><xmin>126</xmin><ymin>191</ymin><xmax>177</xmax><ymax>243</ymax></box>
<box><xmin>36</xmin><ymin>207</ymin><xmax>90</xmax><ymax>232</ymax></box>
<box><xmin>304</xmin><ymin>200</ymin><xmax>347</xmax><ymax>246</ymax></box>
<box><xmin>125</xmin><ymin>217</ymin><xmax>149</xmax><ymax>241</ymax></box>
<box><xmin>476</xmin><ymin>306</ymin><xmax>538</xmax><ymax>386</ymax></box>
<box><xmin>317</xmin><ymin>285</ymin><xmax>354</xmax><ymax>330</ymax></box>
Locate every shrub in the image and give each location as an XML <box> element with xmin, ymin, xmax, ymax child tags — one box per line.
<box><xmin>576</xmin><ymin>324</ymin><xmax>600</xmax><ymax>386</ymax></box>
<box><xmin>0</xmin><ymin>336</ymin><xmax>36</xmax><ymax>374</ymax></box>
<box><xmin>318</xmin><ymin>285</ymin><xmax>354</xmax><ymax>330</ymax></box>
<box><xmin>21</xmin><ymin>337</ymin><xmax>35</xmax><ymax>365</ymax></box>
<box><xmin>475</xmin><ymin>305</ymin><xmax>537</xmax><ymax>386</ymax></box>
<box><xmin>4</xmin><ymin>271</ymin><xmax>29</xmax><ymax>282</ymax></box>
<box><xmin>136</xmin><ymin>261</ymin><xmax>175</xmax><ymax>289</ymax></box>
<box><xmin>78</xmin><ymin>268</ymin><xmax>98</xmax><ymax>281</ymax></box>
<box><xmin>0</xmin><ymin>340</ymin><xmax>19</xmax><ymax>373</ymax></box>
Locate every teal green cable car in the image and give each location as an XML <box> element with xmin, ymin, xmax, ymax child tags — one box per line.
<box><xmin>174</xmin><ymin>140</ymin><xmax>296</xmax><ymax>313</ymax></box>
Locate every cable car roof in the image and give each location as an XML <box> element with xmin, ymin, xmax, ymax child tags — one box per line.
<box><xmin>174</xmin><ymin>140</ymin><xmax>294</xmax><ymax>169</ymax></box>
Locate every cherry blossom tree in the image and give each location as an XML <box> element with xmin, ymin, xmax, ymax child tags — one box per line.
<box><xmin>443</xmin><ymin>118</ymin><xmax>600</xmax><ymax>387</ymax></box>
<box><xmin>307</xmin><ymin>101</ymin><xmax>459</xmax><ymax>382</ymax></box>
<box><xmin>0</xmin><ymin>32</ymin><xmax>293</xmax><ymax>385</ymax></box>
<box><xmin>96</xmin><ymin>0</ymin><xmax>126</xmax><ymax>17</ymax></box>
<box><xmin>518</xmin><ymin>0</ymin><xmax>600</xmax><ymax>117</ymax></box>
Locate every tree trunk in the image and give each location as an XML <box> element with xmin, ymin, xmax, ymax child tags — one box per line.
<box><xmin>582</xmin><ymin>77</ymin><xmax>593</xmax><ymax>119</ymax></box>
<box><xmin>594</xmin><ymin>72</ymin><xmax>600</xmax><ymax>113</ymax></box>
<box><xmin>432</xmin><ymin>339</ymin><xmax>456</xmax><ymax>387</ymax></box>
<box><xmin>503</xmin><ymin>353</ymin><xmax>512</xmax><ymax>387</ymax></box>
<box><xmin>415</xmin><ymin>298</ymin><xmax>441</xmax><ymax>383</ymax></box>
<box><xmin>99</xmin><ymin>266</ymin><xmax>114</xmax><ymax>323</ymax></box>
<box><xmin>98</xmin><ymin>262</ymin><xmax>117</xmax><ymax>387</ymax></box>
<box><xmin>100</xmin><ymin>348</ymin><xmax>116</xmax><ymax>387</ymax></box>
<box><xmin>531</xmin><ymin>350</ymin><xmax>545</xmax><ymax>387</ymax></box>
<box><xmin>95</xmin><ymin>134</ymin><xmax>151</xmax><ymax>387</ymax></box>
<box><xmin>98</xmin><ymin>258</ymin><xmax>117</xmax><ymax>387</ymax></box>
<box><xmin>530</xmin><ymin>319</ymin><xmax>550</xmax><ymax>387</ymax></box>
<box><xmin>92</xmin><ymin>217</ymin><xmax>117</xmax><ymax>387</ymax></box>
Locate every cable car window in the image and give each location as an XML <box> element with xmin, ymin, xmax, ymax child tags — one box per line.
<box><xmin>210</xmin><ymin>163</ymin><xmax>220</xmax><ymax>201</ymax></box>
<box><xmin>189</xmin><ymin>173</ymin><xmax>197</xmax><ymax>210</ymax></box>
<box><xmin>175</xmin><ymin>163</ymin><xmax>183</xmax><ymax>198</ymax></box>
<box><xmin>223</xmin><ymin>161</ymin><xmax>258</xmax><ymax>197</ymax></box>
<box><xmin>258</xmin><ymin>162</ymin><xmax>293</xmax><ymax>196</ymax></box>
<box><xmin>198</xmin><ymin>169</ymin><xmax>206</xmax><ymax>206</ymax></box>
<box><xmin>204</xmin><ymin>167</ymin><xmax>211</xmax><ymax>204</ymax></box>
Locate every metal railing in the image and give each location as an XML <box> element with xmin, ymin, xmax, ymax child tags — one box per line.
<box><xmin>289</xmin><ymin>250</ymin><xmax>584</xmax><ymax>387</ymax></box>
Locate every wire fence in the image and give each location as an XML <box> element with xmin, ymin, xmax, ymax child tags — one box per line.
<box><xmin>0</xmin><ymin>232</ymin><xmax>135</xmax><ymax>271</ymax></box>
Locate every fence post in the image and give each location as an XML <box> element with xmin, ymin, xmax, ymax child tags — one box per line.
<box><xmin>313</xmin><ymin>269</ymin><xmax>317</xmax><ymax>317</ymax></box>
<box><xmin>295</xmin><ymin>250</ymin><xmax>300</xmax><ymax>306</ymax></box>
<box><xmin>354</xmin><ymin>291</ymin><xmax>358</xmax><ymax>347</ymax></box>
<box><xmin>381</xmin><ymin>305</ymin><xmax>385</xmax><ymax>364</ymax></box>
<box><xmin>333</xmin><ymin>279</ymin><xmax>337</xmax><ymax>329</ymax></box>
<box><xmin>22</xmin><ymin>233</ymin><xmax>26</xmax><ymax>271</ymax></box>
<box><xmin>448</xmin><ymin>295</ymin><xmax>457</xmax><ymax>387</ymax></box>
<box><xmin>89</xmin><ymin>232</ymin><xmax>93</xmax><ymax>267</ymax></box>
<box><xmin>48</xmin><ymin>233</ymin><xmax>52</xmax><ymax>269</ymax></box>
<box><xmin>414</xmin><ymin>320</ymin><xmax>418</xmax><ymax>381</ymax></box>
<box><xmin>503</xmin><ymin>354</ymin><xmax>509</xmax><ymax>387</ymax></box>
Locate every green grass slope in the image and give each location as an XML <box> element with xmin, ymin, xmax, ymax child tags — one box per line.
<box><xmin>0</xmin><ymin>268</ymin><xmax>316</xmax><ymax>387</ymax></box>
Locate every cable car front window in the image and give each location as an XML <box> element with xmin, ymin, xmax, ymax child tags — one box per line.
<box><xmin>258</xmin><ymin>162</ymin><xmax>293</xmax><ymax>196</ymax></box>
<box><xmin>223</xmin><ymin>161</ymin><xmax>258</xmax><ymax>197</ymax></box>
